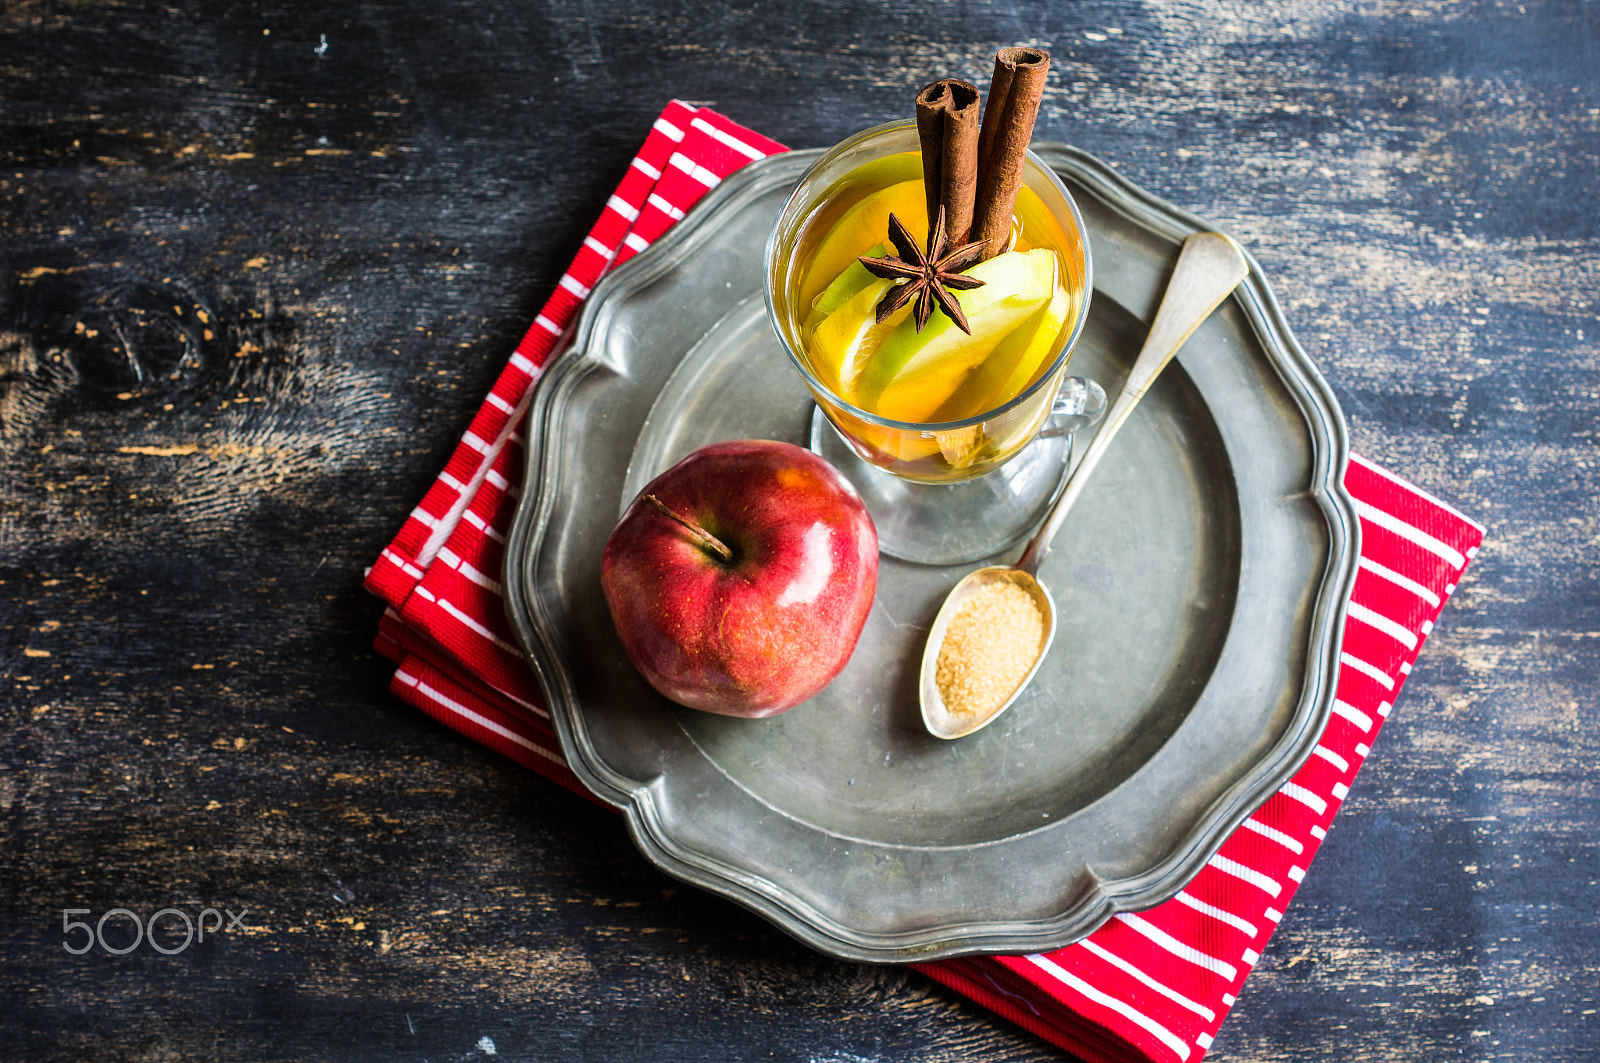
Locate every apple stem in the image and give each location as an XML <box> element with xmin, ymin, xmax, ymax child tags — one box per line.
<box><xmin>644</xmin><ymin>494</ymin><xmax>735</xmax><ymax>563</ymax></box>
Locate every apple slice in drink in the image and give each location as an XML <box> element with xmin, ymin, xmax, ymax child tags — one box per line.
<box><xmin>932</xmin><ymin>279</ymin><xmax>1070</xmax><ymax>422</ymax></box>
<box><xmin>803</xmin><ymin>242</ymin><xmax>888</xmax><ymax>337</ymax></box>
<box><xmin>851</xmin><ymin>248</ymin><xmax>1059</xmax><ymax>424</ymax></box>
<box><xmin>932</xmin><ymin>294</ymin><xmax>1068</xmax><ymax>464</ymax></box>
<box><xmin>806</xmin><ymin>275</ymin><xmax>898</xmax><ymax>397</ymax></box>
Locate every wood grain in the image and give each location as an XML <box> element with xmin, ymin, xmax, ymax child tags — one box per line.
<box><xmin>3</xmin><ymin>1</ymin><xmax>1597</xmax><ymax>1060</ymax></box>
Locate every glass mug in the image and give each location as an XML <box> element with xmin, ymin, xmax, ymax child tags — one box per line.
<box><xmin>764</xmin><ymin>120</ymin><xmax>1102</xmax><ymax>565</ymax></box>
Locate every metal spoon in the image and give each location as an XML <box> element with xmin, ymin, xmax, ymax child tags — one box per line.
<box><xmin>920</xmin><ymin>231</ymin><xmax>1251</xmax><ymax>740</ymax></box>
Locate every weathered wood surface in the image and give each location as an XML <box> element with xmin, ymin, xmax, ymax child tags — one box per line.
<box><xmin>3</xmin><ymin>1</ymin><xmax>1596</xmax><ymax>1060</ymax></box>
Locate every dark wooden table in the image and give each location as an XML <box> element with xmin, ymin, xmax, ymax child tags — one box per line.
<box><xmin>4</xmin><ymin>2</ymin><xmax>1596</xmax><ymax>1060</ymax></box>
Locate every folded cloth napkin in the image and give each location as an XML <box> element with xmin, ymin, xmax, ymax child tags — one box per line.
<box><xmin>364</xmin><ymin>101</ymin><xmax>1485</xmax><ymax>1063</ymax></box>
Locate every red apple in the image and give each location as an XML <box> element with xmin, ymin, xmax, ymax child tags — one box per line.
<box><xmin>600</xmin><ymin>439</ymin><xmax>878</xmax><ymax>717</ymax></box>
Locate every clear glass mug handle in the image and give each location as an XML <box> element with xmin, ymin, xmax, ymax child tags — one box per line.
<box><xmin>1038</xmin><ymin>375</ymin><xmax>1107</xmax><ymax>439</ymax></box>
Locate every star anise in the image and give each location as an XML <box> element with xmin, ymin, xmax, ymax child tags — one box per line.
<box><xmin>858</xmin><ymin>205</ymin><xmax>986</xmax><ymax>334</ymax></box>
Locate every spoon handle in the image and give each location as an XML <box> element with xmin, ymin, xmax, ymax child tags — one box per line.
<box><xmin>1015</xmin><ymin>231</ymin><xmax>1250</xmax><ymax>576</ymax></box>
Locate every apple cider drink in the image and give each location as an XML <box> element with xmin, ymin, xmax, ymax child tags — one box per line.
<box><xmin>792</xmin><ymin>153</ymin><xmax>1082</xmax><ymax>425</ymax></box>
<box><xmin>768</xmin><ymin>68</ymin><xmax>1089</xmax><ymax>484</ymax></box>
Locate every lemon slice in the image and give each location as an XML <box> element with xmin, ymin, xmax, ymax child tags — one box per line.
<box><xmin>798</xmin><ymin>179</ymin><xmax>926</xmax><ymax>311</ymax></box>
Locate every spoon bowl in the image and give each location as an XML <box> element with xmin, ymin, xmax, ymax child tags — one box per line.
<box><xmin>920</xmin><ymin>566</ymin><xmax>1056</xmax><ymax>739</ymax></box>
<box><xmin>920</xmin><ymin>231</ymin><xmax>1250</xmax><ymax>739</ymax></box>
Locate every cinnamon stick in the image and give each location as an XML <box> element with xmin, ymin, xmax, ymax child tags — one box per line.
<box><xmin>973</xmin><ymin>47</ymin><xmax>1051</xmax><ymax>260</ymax></box>
<box><xmin>914</xmin><ymin>78</ymin><xmax>981</xmax><ymax>247</ymax></box>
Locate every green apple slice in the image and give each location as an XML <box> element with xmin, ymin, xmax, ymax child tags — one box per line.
<box><xmin>933</xmin><ymin>279</ymin><xmax>1071</xmax><ymax>422</ymax></box>
<box><xmin>853</xmin><ymin>249</ymin><xmax>1058</xmax><ymax>423</ymax></box>
<box><xmin>803</xmin><ymin>241</ymin><xmax>887</xmax><ymax>337</ymax></box>
<box><xmin>807</xmin><ymin>276</ymin><xmax>899</xmax><ymax>396</ymax></box>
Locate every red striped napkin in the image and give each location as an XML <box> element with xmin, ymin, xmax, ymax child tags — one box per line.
<box><xmin>364</xmin><ymin>101</ymin><xmax>1485</xmax><ymax>1063</ymax></box>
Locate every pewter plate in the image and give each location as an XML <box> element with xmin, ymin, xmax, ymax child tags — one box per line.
<box><xmin>503</xmin><ymin>147</ymin><xmax>1358</xmax><ymax>964</ymax></box>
